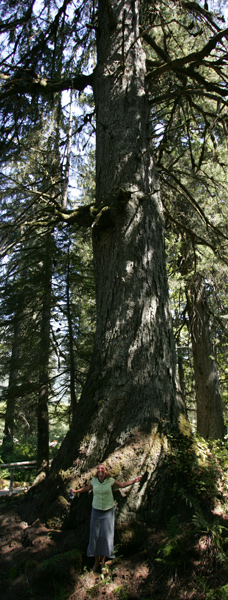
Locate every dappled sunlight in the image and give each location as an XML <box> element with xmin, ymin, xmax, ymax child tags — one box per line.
<box><xmin>70</xmin><ymin>426</ymin><xmax>168</xmax><ymax>526</ymax></box>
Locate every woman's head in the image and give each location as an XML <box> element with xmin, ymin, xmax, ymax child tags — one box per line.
<box><xmin>96</xmin><ymin>464</ymin><xmax>110</xmax><ymax>481</ymax></box>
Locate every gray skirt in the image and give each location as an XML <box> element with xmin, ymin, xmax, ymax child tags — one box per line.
<box><xmin>87</xmin><ymin>507</ymin><xmax>115</xmax><ymax>559</ymax></box>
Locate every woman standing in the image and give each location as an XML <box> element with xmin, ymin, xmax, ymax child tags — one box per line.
<box><xmin>71</xmin><ymin>464</ymin><xmax>142</xmax><ymax>572</ymax></box>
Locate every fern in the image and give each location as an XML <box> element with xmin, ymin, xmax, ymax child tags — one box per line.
<box><xmin>192</xmin><ymin>510</ymin><xmax>210</xmax><ymax>533</ymax></box>
<box><xmin>167</xmin><ymin>515</ymin><xmax>182</xmax><ymax>538</ymax></box>
<box><xmin>192</xmin><ymin>511</ymin><xmax>228</xmax><ymax>568</ymax></box>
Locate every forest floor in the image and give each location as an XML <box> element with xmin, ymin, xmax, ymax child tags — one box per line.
<box><xmin>1</xmin><ymin>491</ymin><xmax>228</xmax><ymax>600</ymax></box>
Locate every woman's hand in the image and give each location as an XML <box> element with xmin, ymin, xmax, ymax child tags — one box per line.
<box><xmin>113</xmin><ymin>475</ymin><xmax>142</xmax><ymax>490</ymax></box>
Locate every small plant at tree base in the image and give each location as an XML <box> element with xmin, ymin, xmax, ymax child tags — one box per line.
<box><xmin>192</xmin><ymin>511</ymin><xmax>228</xmax><ymax>570</ymax></box>
<box><xmin>155</xmin><ymin>515</ymin><xmax>191</xmax><ymax>574</ymax></box>
<box><xmin>113</xmin><ymin>585</ymin><xmax>129</xmax><ymax>599</ymax></box>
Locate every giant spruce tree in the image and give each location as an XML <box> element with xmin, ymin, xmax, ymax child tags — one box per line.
<box><xmin>0</xmin><ymin>0</ymin><xmax>228</xmax><ymax>520</ymax></box>
<box><xmin>53</xmin><ymin>0</ymin><xmax>181</xmax><ymax>515</ymax></box>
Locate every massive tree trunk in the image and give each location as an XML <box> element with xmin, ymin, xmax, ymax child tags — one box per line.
<box><xmin>186</xmin><ymin>273</ymin><xmax>224</xmax><ymax>440</ymax></box>
<box><xmin>87</xmin><ymin>0</ymin><xmax>180</xmax><ymax>457</ymax></box>
<box><xmin>51</xmin><ymin>0</ymin><xmax>183</xmax><ymax>522</ymax></box>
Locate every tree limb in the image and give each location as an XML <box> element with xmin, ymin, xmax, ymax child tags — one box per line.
<box><xmin>51</xmin><ymin>203</ymin><xmax>96</xmax><ymax>228</ymax></box>
<box><xmin>160</xmin><ymin>166</ymin><xmax>228</xmax><ymax>242</ymax></box>
<box><xmin>145</xmin><ymin>27</ymin><xmax>228</xmax><ymax>98</ymax></box>
<box><xmin>181</xmin><ymin>1</ymin><xmax>222</xmax><ymax>32</ymax></box>
<box><xmin>164</xmin><ymin>205</ymin><xmax>216</xmax><ymax>252</ymax></box>
<box><xmin>149</xmin><ymin>89</ymin><xmax>228</xmax><ymax>107</ymax></box>
<box><xmin>0</xmin><ymin>72</ymin><xmax>94</xmax><ymax>100</ymax></box>
<box><xmin>0</xmin><ymin>1</ymin><xmax>35</xmax><ymax>33</ymax></box>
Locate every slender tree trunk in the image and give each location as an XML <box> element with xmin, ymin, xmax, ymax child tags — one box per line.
<box><xmin>186</xmin><ymin>273</ymin><xmax>224</xmax><ymax>439</ymax></box>
<box><xmin>62</xmin><ymin>99</ymin><xmax>77</xmax><ymax>416</ymax></box>
<box><xmin>52</xmin><ymin>0</ymin><xmax>183</xmax><ymax>522</ymax></box>
<box><xmin>66</xmin><ymin>244</ymin><xmax>77</xmax><ymax>417</ymax></box>
<box><xmin>62</xmin><ymin>89</ymin><xmax>73</xmax><ymax>210</ymax></box>
<box><xmin>37</xmin><ymin>234</ymin><xmax>53</xmax><ymax>474</ymax></box>
<box><xmin>2</xmin><ymin>314</ymin><xmax>20</xmax><ymax>460</ymax></box>
<box><xmin>177</xmin><ymin>346</ymin><xmax>186</xmax><ymax>406</ymax></box>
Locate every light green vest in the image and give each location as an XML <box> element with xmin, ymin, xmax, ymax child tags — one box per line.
<box><xmin>91</xmin><ymin>477</ymin><xmax>115</xmax><ymax>510</ymax></box>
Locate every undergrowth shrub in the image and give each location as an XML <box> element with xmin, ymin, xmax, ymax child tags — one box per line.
<box><xmin>156</xmin><ymin>514</ymin><xmax>191</xmax><ymax>573</ymax></box>
<box><xmin>205</xmin><ymin>584</ymin><xmax>228</xmax><ymax>599</ymax></box>
<box><xmin>162</xmin><ymin>433</ymin><xmax>226</xmax><ymax>520</ymax></box>
<box><xmin>155</xmin><ymin>434</ymin><xmax>228</xmax><ymax>598</ymax></box>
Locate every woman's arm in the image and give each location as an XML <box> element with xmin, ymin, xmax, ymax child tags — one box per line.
<box><xmin>113</xmin><ymin>476</ymin><xmax>142</xmax><ymax>490</ymax></box>
<box><xmin>71</xmin><ymin>483</ymin><xmax>93</xmax><ymax>494</ymax></box>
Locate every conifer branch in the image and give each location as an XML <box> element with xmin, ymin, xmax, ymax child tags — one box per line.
<box><xmin>0</xmin><ymin>72</ymin><xmax>94</xmax><ymax>100</ymax></box>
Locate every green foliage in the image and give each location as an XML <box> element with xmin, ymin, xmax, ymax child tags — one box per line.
<box><xmin>156</xmin><ymin>515</ymin><xmax>190</xmax><ymax>572</ymax></box>
<box><xmin>164</xmin><ymin>433</ymin><xmax>222</xmax><ymax>519</ymax></box>
<box><xmin>156</xmin><ymin>504</ymin><xmax>228</xmax><ymax>580</ymax></box>
<box><xmin>113</xmin><ymin>585</ymin><xmax>129</xmax><ymax>599</ymax></box>
<box><xmin>87</xmin><ymin>571</ymin><xmax>113</xmax><ymax>597</ymax></box>
<box><xmin>192</xmin><ymin>510</ymin><xmax>228</xmax><ymax>569</ymax></box>
<box><xmin>206</xmin><ymin>584</ymin><xmax>228</xmax><ymax>600</ymax></box>
<box><xmin>100</xmin><ymin>565</ymin><xmax>112</xmax><ymax>584</ymax></box>
<box><xmin>155</xmin><ymin>435</ymin><xmax>228</xmax><ymax>589</ymax></box>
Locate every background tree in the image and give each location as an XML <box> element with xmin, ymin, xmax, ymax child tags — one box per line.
<box><xmin>0</xmin><ymin>85</ymin><xmax>95</xmax><ymax>465</ymax></box>
<box><xmin>186</xmin><ymin>271</ymin><xmax>224</xmax><ymax>439</ymax></box>
<box><xmin>146</xmin><ymin>0</ymin><xmax>228</xmax><ymax>438</ymax></box>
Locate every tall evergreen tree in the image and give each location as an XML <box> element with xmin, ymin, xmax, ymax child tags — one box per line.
<box><xmin>0</xmin><ymin>0</ymin><xmax>228</xmax><ymax>520</ymax></box>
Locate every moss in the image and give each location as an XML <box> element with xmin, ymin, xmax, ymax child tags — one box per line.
<box><xmin>46</xmin><ymin>517</ymin><xmax>64</xmax><ymax>529</ymax></box>
<box><xmin>116</xmin><ymin>521</ymin><xmax>148</xmax><ymax>555</ymax></box>
<box><xmin>34</xmin><ymin>549</ymin><xmax>82</xmax><ymax>593</ymax></box>
<box><xmin>178</xmin><ymin>413</ymin><xmax>192</xmax><ymax>438</ymax></box>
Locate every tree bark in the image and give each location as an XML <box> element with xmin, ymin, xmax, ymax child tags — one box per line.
<box><xmin>37</xmin><ymin>233</ymin><xmax>52</xmax><ymax>474</ymax></box>
<box><xmin>1</xmin><ymin>314</ymin><xmax>20</xmax><ymax>460</ymax></box>
<box><xmin>90</xmin><ymin>0</ymin><xmax>179</xmax><ymax>448</ymax></box>
<box><xmin>186</xmin><ymin>273</ymin><xmax>224</xmax><ymax>439</ymax></box>
<box><xmin>51</xmin><ymin>0</ymin><xmax>184</xmax><ymax>523</ymax></box>
<box><xmin>66</xmin><ymin>244</ymin><xmax>77</xmax><ymax>417</ymax></box>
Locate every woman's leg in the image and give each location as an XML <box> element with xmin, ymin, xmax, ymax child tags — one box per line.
<box><xmin>93</xmin><ymin>556</ymin><xmax>100</xmax><ymax>572</ymax></box>
<box><xmin>87</xmin><ymin>508</ymin><xmax>115</xmax><ymax>569</ymax></box>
